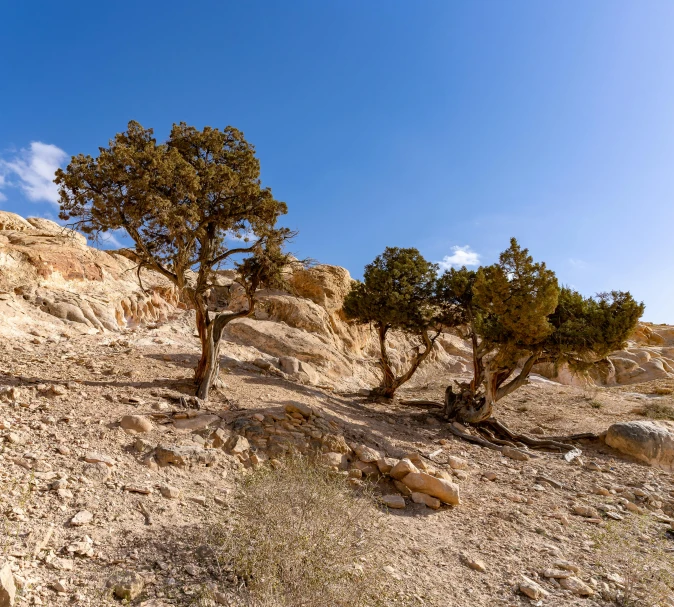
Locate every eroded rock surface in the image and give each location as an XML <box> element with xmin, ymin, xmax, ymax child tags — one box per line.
<box><xmin>605</xmin><ymin>420</ymin><xmax>674</xmax><ymax>471</ymax></box>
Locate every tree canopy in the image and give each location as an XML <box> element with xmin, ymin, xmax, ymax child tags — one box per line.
<box><xmin>55</xmin><ymin>120</ymin><xmax>291</xmax><ymax>400</ymax></box>
<box><xmin>438</xmin><ymin>238</ymin><xmax>644</xmax><ymax>423</ymax></box>
<box><xmin>343</xmin><ymin>247</ymin><xmax>441</xmax><ymax>398</ymax></box>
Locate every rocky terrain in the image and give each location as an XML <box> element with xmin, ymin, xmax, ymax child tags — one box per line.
<box><xmin>2</xmin><ymin>210</ymin><xmax>674</xmax><ymax>606</ymax></box>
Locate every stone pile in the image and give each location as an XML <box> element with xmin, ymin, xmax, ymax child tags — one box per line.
<box><xmin>221</xmin><ymin>402</ymin><xmax>461</xmax><ymax>509</ymax></box>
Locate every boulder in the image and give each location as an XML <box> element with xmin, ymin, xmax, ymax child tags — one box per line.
<box><xmin>605</xmin><ymin>420</ymin><xmax>674</xmax><ymax>471</ymax></box>
<box><xmin>390</xmin><ymin>458</ymin><xmax>419</xmax><ymax>480</ymax></box>
<box><xmin>502</xmin><ymin>446</ymin><xmax>529</xmax><ymax>461</ymax></box>
<box><xmin>519</xmin><ymin>576</ymin><xmax>548</xmax><ymax>600</ymax></box>
<box><xmin>69</xmin><ymin>511</ymin><xmax>93</xmax><ymax>527</ymax></box>
<box><xmin>155</xmin><ymin>445</ymin><xmax>216</xmax><ymax>467</ymax></box>
<box><xmin>411</xmin><ymin>492</ymin><xmax>441</xmax><ymax>510</ymax></box>
<box><xmin>225</xmin><ymin>435</ymin><xmax>250</xmax><ymax>455</ymax></box>
<box><xmin>381</xmin><ymin>495</ymin><xmax>405</xmax><ymax>509</ymax></box>
<box><xmin>120</xmin><ymin>415</ymin><xmax>153</xmax><ymax>434</ymax></box>
<box><xmin>0</xmin><ymin>563</ymin><xmax>16</xmax><ymax>607</ymax></box>
<box><xmin>284</xmin><ymin>402</ymin><xmax>313</xmax><ymax>418</ymax></box>
<box><xmin>559</xmin><ymin>576</ymin><xmax>594</xmax><ymax>596</ymax></box>
<box><xmin>106</xmin><ymin>571</ymin><xmax>144</xmax><ymax>601</ymax></box>
<box><xmin>376</xmin><ymin>457</ymin><xmax>398</xmax><ymax>475</ymax></box>
<box><xmin>173</xmin><ymin>414</ymin><xmax>219</xmax><ymax>431</ymax></box>
<box><xmin>320</xmin><ymin>452</ymin><xmax>349</xmax><ymax>470</ymax></box>
<box><xmin>401</xmin><ymin>472</ymin><xmax>460</xmax><ymax>505</ymax></box>
<box><xmin>352</xmin><ymin>460</ymin><xmax>379</xmax><ymax>477</ymax></box>
<box><xmin>355</xmin><ymin>444</ymin><xmax>381</xmax><ymax>463</ymax></box>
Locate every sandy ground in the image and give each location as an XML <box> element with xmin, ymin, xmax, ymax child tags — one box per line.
<box><xmin>1</xmin><ymin>312</ymin><xmax>674</xmax><ymax>606</ymax></box>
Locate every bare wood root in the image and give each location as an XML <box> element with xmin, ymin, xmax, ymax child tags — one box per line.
<box><xmin>136</xmin><ymin>501</ymin><xmax>153</xmax><ymax>526</ymax></box>
<box><xmin>398</xmin><ymin>399</ymin><xmax>444</xmax><ymax>409</ymax></box>
<box><xmin>484</xmin><ymin>418</ymin><xmax>600</xmax><ymax>452</ymax></box>
<box><xmin>476</xmin><ymin>426</ymin><xmax>520</xmax><ymax>448</ymax></box>
<box><xmin>446</xmin><ymin>422</ymin><xmax>503</xmax><ymax>452</ymax></box>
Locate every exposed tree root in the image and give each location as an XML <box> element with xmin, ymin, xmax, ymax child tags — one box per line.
<box><xmin>398</xmin><ymin>399</ymin><xmax>602</xmax><ymax>455</ymax></box>
<box><xmin>483</xmin><ymin>419</ymin><xmax>601</xmax><ymax>451</ymax></box>
<box><xmin>446</xmin><ymin>416</ymin><xmax>601</xmax><ymax>456</ymax></box>
<box><xmin>398</xmin><ymin>399</ymin><xmax>443</xmax><ymax>409</ymax></box>
<box><xmin>446</xmin><ymin>422</ymin><xmax>503</xmax><ymax>452</ymax></box>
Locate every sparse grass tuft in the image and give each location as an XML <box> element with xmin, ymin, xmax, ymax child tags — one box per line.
<box><xmin>590</xmin><ymin>400</ymin><xmax>603</xmax><ymax>409</ymax></box>
<box><xmin>633</xmin><ymin>402</ymin><xmax>674</xmax><ymax>421</ymax></box>
<box><xmin>594</xmin><ymin>517</ymin><xmax>674</xmax><ymax>606</ymax></box>
<box><xmin>651</xmin><ymin>387</ymin><xmax>673</xmax><ymax>396</ymax></box>
<box><xmin>209</xmin><ymin>456</ymin><xmax>395</xmax><ymax>607</ymax></box>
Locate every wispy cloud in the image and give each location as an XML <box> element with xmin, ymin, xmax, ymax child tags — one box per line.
<box><xmin>94</xmin><ymin>229</ymin><xmax>125</xmax><ymax>249</ymax></box>
<box><xmin>568</xmin><ymin>258</ymin><xmax>588</xmax><ymax>269</ymax></box>
<box><xmin>225</xmin><ymin>227</ymin><xmax>257</xmax><ymax>243</ymax></box>
<box><xmin>438</xmin><ymin>245</ymin><xmax>481</xmax><ymax>271</ymax></box>
<box><xmin>0</xmin><ymin>142</ymin><xmax>68</xmax><ymax>204</ymax></box>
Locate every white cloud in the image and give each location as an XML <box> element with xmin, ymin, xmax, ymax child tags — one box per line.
<box><xmin>94</xmin><ymin>229</ymin><xmax>125</xmax><ymax>249</ymax></box>
<box><xmin>0</xmin><ymin>142</ymin><xmax>68</xmax><ymax>204</ymax></box>
<box><xmin>568</xmin><ymin>258</ymin><xmax>588</xmax><ymax>269</ymax></box>
<box><xmin>225</xmin><ymin>227</ymin><xmax>257</xmax><ymax>243</ymax></box>
<box><xmin>438</xmin><ymin>245</ymin><xmax>481</xmax><ymax>271</ymax></box>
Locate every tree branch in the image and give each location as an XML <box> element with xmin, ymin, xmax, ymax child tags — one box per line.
<box><xmin>494</xmin><ymin>351</ymin><xmax>540</xmax><ymax>401</ymax></box>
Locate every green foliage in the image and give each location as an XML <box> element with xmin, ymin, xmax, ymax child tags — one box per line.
<box><xmin>473</xmin><ymin>238</ymin><xmax>559</xmax><ymax>352</ymax></box>
<box><xmin>343</xmin><ymin>247</ymin><xmax>438</xmax><ymax>332</ymax></box>
<box><xmin>343</xmin><ymin>247</ymin><xmax>442</xmax><ymax>397</ymax></box>
<box><xmin>546</xmin><ymin>288</ymin><xmax>645</xmax><ymax>368</ymax></box>
<box><xmin>55</xmin><ymin>121</ymin><xmax>289</xmax><ymax>287</ymax></box>
<box><xmin>438</xmin><ymin>238</ymin><xmax>644</xmax><ymax>409</ymax></box>
<box><xmin>55</xmin><ymin>121</ymin><xmax>292</xmax><ymax>399</ymax></box>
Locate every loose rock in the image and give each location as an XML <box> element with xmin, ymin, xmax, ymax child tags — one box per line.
<box><xmin>106</xmin><ymin>571</ymin><xmax>145</xmax><ymax>601</ymax></box>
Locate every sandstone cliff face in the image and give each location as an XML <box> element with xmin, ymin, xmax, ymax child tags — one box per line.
<box><xmin>219</xmin><ymin>262</ymin><xmax>470</xmax><ymax>388</ymax></box>
<box><xmin>0</xmin><ymin>211</ymin><xmax>179</xmax><ymax>338</ymax></box>
<box><xmin>0</xmin><ymin>210</ymin><xmax>670</xmax><ymax>391</ymax></box>
<box><xmin>536</xmin><ymin>323</ymin><xmax>674</xmax><ymax>387</ymax></box>
<box><xmin>0</xmin><ymin>211</ymin><xmax>469</xmax><ymax>390</ymax></box>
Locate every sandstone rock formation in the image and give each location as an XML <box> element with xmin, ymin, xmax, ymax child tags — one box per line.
<box><xmin>0</xmin><ymin>210</ymin><xmax>670</xmax><ymax>393</ymax></box>
<box><xmin>605</xmin><ymin>420</ymin><xmax>674</xmax><ymax>471</ymax></box>
<box><xmin>0</xmin><ymin>211</ymin><xmax>179</xmax><ymax>338</ymax></box>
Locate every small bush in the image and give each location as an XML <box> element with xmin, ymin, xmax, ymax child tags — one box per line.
<box><xmin>595</xmin><ymin>518</ymin><xmax>674</xmax><ymax>606</ymax></box>
<box><xmin>211</xmin><ymin>457</ymin><xmax>394</xmax><ymax>607</ymax></box>
<box><xmin>633</xmin><ymin>402</ymin><xmax>674</xmax><ymax>421</ymax></box>
<box><xmin>590</xmin><ymin>400</ymin><xmax>603</xmax><ymax>409</ymax></box>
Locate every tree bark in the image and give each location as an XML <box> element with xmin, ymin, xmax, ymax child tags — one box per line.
<box><xmin>444</xmin><ymin>385</ymin><xmax>493</xmax><ymax>424</ymax></box>
<box><xmin>374</xmin><ymin>324</ymin><xmax>396</xmax><ymax>397</ymax></box>
<box><xmin>194</xmin><ymin>293</ymin><xmax>255</xmax><ymax>401</ymax></box>
<box><xmin>371</xmin><ymin>327</ymin><xmax>436</xmax><ymax>399</ymax></box>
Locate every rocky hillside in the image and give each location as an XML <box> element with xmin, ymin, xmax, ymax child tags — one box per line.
<box><xmin>2</xmin><ymin>211</ymin><xmax>674</xmax><ymax>606</ymax></box>
<box><xmin>1</xmin><ymin>210</ymin><xmax>670</xmax><ymax>394</ymax></box>
<box><xmin>0</xmin><ymin>211</ymin><xmax>470</xmax><ymax>393</ymax></box>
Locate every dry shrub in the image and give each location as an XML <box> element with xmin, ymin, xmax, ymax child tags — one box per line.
<box><xmin>632</xmin><ymin>402</ymin><xmax>674</xmax><ymax>421</ymax></box>
<box><xmin>211</xmin><ymin>456</ymin><xmax>395</xmax><ymax>607</ymax></box>
<box><xmin>595</xmin><ymin>518</ymin><xmax>674</xmax><ymax>606</ymax></box>
<box><xmin>652</xmin><ymin>387</ymin><xmax>674</xmax><ymax>396</ymax></box>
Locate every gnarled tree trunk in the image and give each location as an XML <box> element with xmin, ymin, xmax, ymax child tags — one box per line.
<box><xmin>371</xmin><ymin>326</ymin><xmax>436</xmax><ymax>399</ymax></box>
<box><xmin>444</xmin><ymin>385</ymin><xmax>493</xmax><ymax>424</ymax></box>
<box><xmin>444</xmin><ymin>352</ymin><xmax>541</xmax><ymax>425</ymax></box>
<box><xmin>194</xmin><ymin>295</ymin><xmax>254</xmax><ymax>401</ymax></box>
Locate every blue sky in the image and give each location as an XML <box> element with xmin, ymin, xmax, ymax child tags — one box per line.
<box><xmin>1</xmin><ymin>2</ymin><xmax>672</xmax><ymax>322</ymax></box>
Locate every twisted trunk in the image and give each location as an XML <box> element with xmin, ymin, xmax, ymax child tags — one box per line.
<box><xmin>194</xmin><ymin>293</ymin><xmax>255</xmax><ymax>401</ymax></box>
<box><xmin>371</xmin><ymin>326</ymin><xmax>436</xmax><ymax>399</ymax></box>
<box><xmin>444</xmin><ymin>351</ymin><xmax>541</xmax><ymax>424</ymax></box>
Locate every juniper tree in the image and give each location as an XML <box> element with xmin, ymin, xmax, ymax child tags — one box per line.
<box><xmin>343</xmin><ymin>247</ymin><xmax>441</xmax><ymax>398</ymax></box>
<box><xmin>439</xmin><ymin>239</ymin><xmax>644</xmax><ymax>428</ymax></box>
<box><xmin>55</xmin><ymin>121</ymin><xmax>291</xmax><ymax>400</ymax></box>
